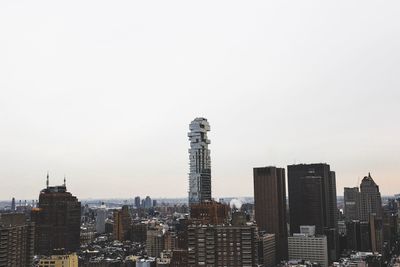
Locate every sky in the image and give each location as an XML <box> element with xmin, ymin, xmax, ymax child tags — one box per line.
<box><xmin>0</xmin><ymin>1</ymin><xmax>399</xmax><ymax>200</ymax></box>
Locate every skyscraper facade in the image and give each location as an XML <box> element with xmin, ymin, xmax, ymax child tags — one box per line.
<box><xmin>287</xmin><ymin>163</ymin><xmax>338</xmax><ymax>261</ymax></box>
<box><xmin>359</xmin><ymin>173</ymin><xmax>382</xmax><ymax>221</ymax></box>
<box><xmin>188</xmin><ymin>118</ymin><xmax>211</xmax><ymax>205</ymax></box>
<box><xmin>253</xmin><ymin>166</ymin><xmax>288</xmax><ymax>261</ymax></box>
<box><xmin>0</xmin><ymin>213</ymin><xmax>35</xmax><ymax>267</ymax></box>
<box><xmin>31</xmin><ymin>176</ymin><xmax>81</xmax><ymax>255</ymax></box>
<box><xmin>344</xmin><ymin>187</ymin><xmax>360</xmax><ymax>221</ymax></box>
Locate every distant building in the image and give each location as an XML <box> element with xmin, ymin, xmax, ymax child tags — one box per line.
<box><xmin>187</xmin><ymin>224</ymin><xmax>258</xmax><ymax>267</ymax></box>
<box><xmin>11</xmin><ymin>197</ymin><xmax>16</xmax><ymax>211</ymax></box>
<box><xmin>288</xmin><ymin>226</ymin><xmax>328</xmax><ymax>267</ymax></box>
<box><xmin>113</xmin><ymin>205</ymin><xmax>132</xmax><ymax>241</ymax></box>
<box><xmin>0</xmin><ymin>213</ymin><xmax>35</xmax><ymax>266</ymax></box>
<box><xmin>131</xmin><ymin>222</ymin><xmax>147</xmax><ymax>243</ymax></box>
<box><xmin>188</xmin><ymin>118</ymin><xmax>211</xmax><ymax>205</ymax></box>
<box><xmin>146</xmin><ymin>226</ymin><xmax>165</xmax><ymax>258</ymax></box>
<box><xmin>359</xmin><ymin>173</ymin><xmax>382</xmax><ymax>221</ymax></box>
<box><xmin>31</xmin><ymin>175</ymin><xmax>81</xmax><ymax>255</ymax></box>
<box><xmin>38</xmin><ymin>253</ymin><xmax>78</xmax><ymax>267</ymax></box>
<box><xmin>253</xmin><ymin>166</ymin><xmax>288</xmax><ymax>261</ymax></box>
<box><xmin>144</xmin><ymin>196</ymin><xmax>152</xmax><ymax>209</ymax></box>
<box><xmin>153</xmin><ymin>200</ymin><xmax>157</xmax><ymax>207</ymax></box>
<box><xmin>344</xmin><ymin>187</ymin><xmax>360</xmax><ymax>221</ymax></box>
<box><xmin>135</xmin><ymin>196</ymin><xmax>141</xmax><ymax>208</ymax></box>
<box><xmin>95</xmin><ymin>203</ymin><xmax>107</xmax><ymax>234</ymax></box>
<box><xmin>288</xmin><ymin>163</ymin><xmax>338</xmax><ymax>262</ymax></box>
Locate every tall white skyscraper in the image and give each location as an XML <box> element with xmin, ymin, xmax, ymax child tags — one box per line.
<box><xmin>188</xmin><ymin>118</ymin><xmax>211</xmax><ymax>205</ymax></box>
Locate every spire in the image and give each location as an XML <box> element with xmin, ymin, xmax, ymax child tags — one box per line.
<box><xmin>64</xmin><ymin>175</ymin><xmax>66</xmax><ymax>187</ymax></box>
<box><xmin>46</xmin><ymin>171</ymin><xmax>49</xmax><ymax>188</ymax></box>
<box><xmin>368</xmin><ymin>172</ymin><xmax>371</xmax><ymax>178</ymax></box>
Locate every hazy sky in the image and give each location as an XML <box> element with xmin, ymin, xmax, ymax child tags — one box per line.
<box><xmin>1</xmin><ymin>1</ymin><xmax>399</xmax><ymax>200</ymax></box>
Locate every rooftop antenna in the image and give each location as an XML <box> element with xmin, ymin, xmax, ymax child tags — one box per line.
<box><xmin>64</xmin><ymin>175</ymin><xmax>66</xmax><ymax>187</ymax></box>
<box><xmin>46</xmin><ymin>171</ymin><xmax>49</xmax><ymax>188</ymax></box>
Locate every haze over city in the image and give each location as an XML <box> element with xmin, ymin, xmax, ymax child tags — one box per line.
<box><xmin>1</xmin><ymin>1</ymin><xmax>399</xmax><ymax>199</ymax></box>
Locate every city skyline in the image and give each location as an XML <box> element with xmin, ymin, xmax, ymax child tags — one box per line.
<box><xmin>1</xmin><ymin>1</ymin><xmax>400</xmax><ymax>199</ymax></box>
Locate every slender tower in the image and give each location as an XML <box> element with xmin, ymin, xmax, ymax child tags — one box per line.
<box><xmin>188</xmin><ymin>118</ymin><xmax>211</xmax><ymax>205</ymax></box>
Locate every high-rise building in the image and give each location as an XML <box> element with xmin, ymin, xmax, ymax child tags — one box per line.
<box><xmin>113</xmin><ymin>205</ymin><xmax>132</xmax><ymax>241</ymax></box>
<box><xmin>95</xmin><ymin>203</ymin><xmax>107</xmax><ymax>234</ymax></box>
<box><xmin>31</xmin><ymin>175</ymin><xmax>81</xmax><ymax>255</ymax></box>
<box><xmin>288</xmin><ymin>226</ymin><xmax>329</xmax><ymax>267</ymax></box>
<box><xmin>11</xmin><ymin>197</ymin><xmax>16</xmax><ymax>211</ymax></box>
<box><xmin>287</xmin><ymin>163</ymin><xmax>338</xmax><ymax>261</ymax></box>
<box><xmin>359</xmin><ymin>173</ymin><xmax>382</xmax><ymax>222</ymax></box>
<box><xmin>135</xmin><ymin>196</ymin><xmax>141</xmax><ymax>208</ymax></box>
<box><xmin>188</xmin><ymin>118</ymin><xmax>211</xmax><ymax>205</ymax></box>
<box><xmin>0</xmin><ymin>213</ymin><xmax>35</xmax><ymax>267</ymax></box>
<box><xmin>344</xmin><ymin>187</ymin><xmax>360</xmax><ymax>221</ymax></box>
<box><xmin>144</xmin><ymin>196</ymin><xmax>152</xmax><ymax>209</ymax></box>
<box><xmin>187</xmin><ymin>224</ymin><xmax>258</xmax><ymax>267</ymax></box>
<box><xmin>253</xmin><ymin>166</ymin><xmax>288</xmax><ymax>261</ymax></box>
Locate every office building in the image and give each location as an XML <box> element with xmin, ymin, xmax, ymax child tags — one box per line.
<box><xmin>344</xmin><ymin>187</ymin><xmax>360</xmax><ymax>221</ymax></box>
<box><xmin>31</xmin><ymin>175</ymin><xmax>81</xmax><ymax>255</ymax></box>
<box><xmin>0</xmin><ymin>213</ymin><xmax>35</xmax><ymax>267</ymax></box>
<box><xmin>359</xmin><ymin>173</ymin><xmax>382</xmax><ymax>221</ymax></box>
<box><xmin>253</xmin><ymin>166</ymin><xmax>288</xmax><ymax>261</ymax></box>
<box><xmin>135</xmin><ymin>196</ymin><xmax>141</xmax><ymax>208</ymax></box>
<box><xmin>187</xmin><ymin>224</ymin><xmax>258</xmax><ymax>267</ymax></box>
<box><xmin>288</xmin><ymin>226</ymin><xmax>328</xmax><ymax>267</ymax></box>
<box><xmin>144</xmin><ymin>196</ymin><xmax>152</xmax><ymax>209</ymax></box>
<box><xmin>113</xmin><ymin>205</ymin><xmax>132</xmax><ymax>241</ymax></box>
<box><xmin>258</xmin><ymin>233</ymin><xmax>276</xmax><ymax>267</ymax></box>
<box><xmin>95</xmin><ymin>203</ymin><xmax>107</xmax><ymax>234</ymax></box>
<box><xmin>38</xmin><ymin>253</ymin><xmax>78</xmax><ymax>267</ymax></box>
<box><xmin>287</xmin><ymin>163</ymin><xmax>338</xmax><ymax>261</ymax></box>
<box><xmin>188</xmin><ymin>118</ymin><xmax>211</xmax><ymax>205</ymax></box>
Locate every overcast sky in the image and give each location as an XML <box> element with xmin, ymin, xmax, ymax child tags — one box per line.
<box><xmin>1</xmin><ymin>1</ymin><xmax>399</xmax><ymax>200</ymax></box>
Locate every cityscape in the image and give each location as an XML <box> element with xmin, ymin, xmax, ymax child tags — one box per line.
<box><xmin>1</xmin><ymin>1</ymin><xmax>400</xmax><ymax>267</ymax></box>
<box><xmin>0</xmin><ymin>117</ymin><xmax>399</xmax><ymax>267</ymax></box>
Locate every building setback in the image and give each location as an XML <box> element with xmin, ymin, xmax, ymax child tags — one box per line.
<box><xmin>31</xmin><ymin>175</ymin><xmax>81</xmax><ymax>255</ymax></box>
<box><xmin>253</xmin><ymin>166</ymin><xmax>288</xmax><ymax>262</ymax></box>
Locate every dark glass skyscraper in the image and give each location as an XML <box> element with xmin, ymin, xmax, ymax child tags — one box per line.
<box><xmin>287</xmin><ymin>163</ymin><xmax>338</xmax><ymax>261</ymax></box>
<box><xmin>31</xmin><ymin>175</ymin><xmax>81</xmax><ymax>255</ymax></box>
<box><xmin>344</xmin><ymin>187</ymin><xmax>360</xmax><ymax>221</ymax></box>
<box><xmin>253</xmin><ymin>166</ymin><xmax>288</xmax><ymax>261</ymax></box>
